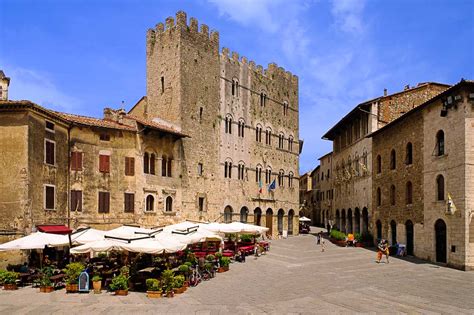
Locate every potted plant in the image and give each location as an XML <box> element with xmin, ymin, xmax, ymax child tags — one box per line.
<box><xmin>161</xmin><ymin>269</ymin><xmax>175</xmax><ymax>297</ymax></box>
<box><xmin>92</xmin><ymin>275</ymin><xmax>102</xmax><ymax>294</ymax></box>
<box><xmin>63</xmin><ymin>262</ymin><xmax>84</xmax><ymax>293</ymax></box>
<box><xmin>178</xmin><ymin>264</ymin><xmax>190</xmax><ymax>286</ymax></box>
<box><xmin>2</xmin><ymin>271</ymin><xmax>18</xmax><ymax>290</ymax></box>
<box><xmin>109</xmin><ymin>274</ymin><xmax>129</xmax><ymax>296</ymax></box>
<box><xmin>330</xmin><ymin>230</ymin><xmax>347</xmax><ymax>247</ymax></box>
<box><xmin>0</xmin><ymin>269</ymin><xmax>7</xmax><ymax>287</ymax></box>
<box><xmin>354</xmin><ymin>233</ymin><xmax>363</xmax><ymax>247</ymax></box>
<box><xmin>173</xmin><ymin>275</ymin><xmax>186</xmax><ymax>294</ymax></box>
<box><xmin>205</xmin><ymin>254</ymin><xmax>215</xmax><ymax>262</ymax></box>
<box><xmin>39</xmin><ymin>267</ymin><xmax>54</xmax><ymax>293</ymax></box>
<box><xmin>220</xmin><ymin>257</ymin><xmax>230</xmax><ymax>272</ymax></box>
<box><xmin>146</xmin><ymin>278</ymin><xmax>162</xmax><ymax>298</ymax></box>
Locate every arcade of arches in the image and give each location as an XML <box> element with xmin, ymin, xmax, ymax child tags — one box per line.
<box><xmin>330</xmin><ymin>207</ymin><xmax>369</xmax><ymax>235</ymax></box>
<box><xmin>222</xmin><ymin>206</ymin><xmax>298</xmax><ymax>236</ymax></box>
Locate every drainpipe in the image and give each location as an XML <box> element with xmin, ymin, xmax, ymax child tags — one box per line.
<box><xmin>67</xmin><ymin>125</ymin><xmax>72</xmax><ymax>249</ymax></box>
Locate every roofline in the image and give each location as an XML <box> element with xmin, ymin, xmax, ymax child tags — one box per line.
<box><xmin>317</xmin><ymin>151</ymin><xmax>333</xmax><ymax>161</ymax></box>
<box><xmin>0</xmin><ymin>100</ymin><xmax>71</xmax><ymax>126</ymax></box>
<box><xmin>128</xmin><ymin>96</ymin><xmax>146</xmax><ymax>114</ymax></box>
<box><xmin>367</xmin><ymin>79</ymin><xmax>473</xmax><ymax>138</ymax></box>
<box><xmin>321</xmin><ymin>82</ymin><xmax>450</xmax><ymax>140</ymax></box>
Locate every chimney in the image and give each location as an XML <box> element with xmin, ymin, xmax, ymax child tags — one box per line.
<box><xmin>404</xmin><ymin>84</ymin><xmax>410</xmax><ymax>91</ymax></box>
<box><xmin>383</xmin><ymin>88</ymin><xmax>387</xmax><ymax>97</ymax></box>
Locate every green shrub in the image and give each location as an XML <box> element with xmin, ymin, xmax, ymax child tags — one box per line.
<box><xmin>240</xmin><ymin>234</ymin><xmax>253</xmax><ymax>242</ymax></box>
<box><xmin>120</xmin><ymin>266</ymin><xmax>130</xmax><ymax>276</ymax></box>
<box><xmin>205</xmin><ymin>254</ymin><xmax>215</xmax><ymax>262</ymax></box>
<box><xmin>178</xmin><ymin>264</ymin><xmax>190</xmax><ymax>274</ymax></box>
<box><xmin>330</xmin><ymin>229</ymin><xmax>346</xmax><ymax>241</ymax></box>
<box><xmin>161</xmin><ymin>269</ymin><xmax>175</xmax><ymax>293</ymax></box>
<box><xmin>91</xmin><ymin>275</ymin><xmax>102</xmax><ymax>282</ymax></box>
<box><xmin>220</xmin><ymin>257</ymin><xmax>230</xmax><ymax>267</ymax></box>
<box><xmin>354</xmin><ymin>232</ymin><xmax>362</xmax><ymax>243</ymax></box>
<box><xmin>146</xmin><ymin>278</ymin><xmax>161</xmax><ymax>292</ymax></box>
<box><xmin>40</xmin><ymin>267</ymin><xmax>53</xmax><ymax>287</ymax></box>
<box><xmin>186</xmin><ymin>253</ymin><xmax>196</xmax><ymax>265</ymax></box>
<box><xmin>173</xmin><ymin>275</ymin><xmax>185</xmax><ymax>289</ymax></box>
<box><xmin>109</xmin><ymin>274</ymin><xmax>129</xmax><ymax>291</ymax></box>
<box><xmin>2</xmin><ymin>271</ymin><xmax>18</xmax><ymax>284</ymax></box>
<box><xmin>214</xmin><ymin>252</ymin><xmax>223</xmax><ymax>260</ymax></box>
<box><xmin>63</xmin><ymin>262</ymin><xmax>84</xmax><ymax>285</ymax></box>
<box><xmin>0</xmin><ymin>269</ymin><xmax>8</xmax><ymax>284</ymax></box>
<box><xmin>184</xmin><ymin>261</ymin><xmax>193</xmax><ymax>268</ymax></box>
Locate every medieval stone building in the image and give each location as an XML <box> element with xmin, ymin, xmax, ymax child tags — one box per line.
<box><xmin>0</xmin><ymin>11</ymin><xmax>300</xmax><ymax>266</ymax></box>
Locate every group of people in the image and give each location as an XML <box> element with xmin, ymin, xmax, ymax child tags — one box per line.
<box><xmin>376</xmin><ymin>239</ymin><xmax>390</xmax><ymax>263</ymax></box>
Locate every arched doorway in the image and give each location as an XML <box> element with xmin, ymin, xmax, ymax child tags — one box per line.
<box><xmin>288</xmin><ymin>209</ymin><xmax>294</xmax><ymax>235</ymax></box>
<box><xmin>224</xmin><ymin>206</ymin><xmax>233</xmax><ymax>223</ymax></box>
<box><xmin>405</xmin><ymin>220</ymin><xmax>414</xmax><ymax>256</ymax></box>
<box><xmin>435</xmin><ymin>219</ymin><xmax>447</xmax><ymax>263</ymax></box>
<box><xmin>376</xmin><ymin>220</ymin><xmax>382</xmax><ymax>240</ymax></box>
<box><xmin>390</xmin><ymin>220</ymin><xmax>397</xmax><ymax>245</ymax></box>
<box><xmin>362</xmin><ymin>208</ymin><xmax>369</xmax><ymax>234</ymax></box>
<box><xmin>354</xmin><ymin>208</ymin><xmax>361</xmax><ymax>234</ymax></box>
<box><xmin>347</xmin><ymin>209</ymin><xmax>353</xmax><ymax>234</ymax></box>
<box><xmin>322</xmin><ymin>210</ymin><xmax>325</xmax><ymax>228</ymax></box>
<box><xmin>341</xmin><ymin>209</ymin><xmax>346</xmax><ymax>233</ymax></box>
<box><xmin>336</xmin><ymin>210</ymin><xmax>340</xmax><ymax>231</ymax></box>
<box><xmin>277</xmin><ymin>209</ymin><xmax>284</xmax><ymax>235</ymax></box>
<box><xmin>254</xmin><ymin>208</ymin><xmax>262</xmax><ymax>226</ymax></box>
<box><xmin>240</xmin><ymin>207</ymin><xmax>248</xmax><ymax>223</ymax></box>
<box><xmin>266</xmin><ymin>208</ymin><xmax>273</xmax><ymax>236</ymax></box>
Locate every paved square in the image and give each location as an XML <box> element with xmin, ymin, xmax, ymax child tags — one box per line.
<box><xmin>1</xmin><ymin>232</ymin><xmax>473</xmax><ymax>314</ymax></box>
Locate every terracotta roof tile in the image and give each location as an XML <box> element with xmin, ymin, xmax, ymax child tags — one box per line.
<box><xmin>126</xmin><ymin>114</ymin><xmax>188</xmax><ymax>137</ymax></box>
<box><xmin>52</xmin><ymin>111</ymin><xmax>136</xmax><ymax>131</ymax></box>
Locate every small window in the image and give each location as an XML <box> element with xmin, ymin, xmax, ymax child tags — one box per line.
<box><xmin>437</xmin><ymin>175</ymin><xmax>445</xmax><ymax>201</ymax></box>
<box><xmin>99</xmin><ymin>133</ymin><xmax>110</xmax><ymax>141</ymax></box>
<box><xmin>45</xmin><ymin>139</ymin><xmax>55</xmax><ymax>165</ymax></box>
<box><xmin>255</xmin><ymin>165</ymin><xmax>262</xmax><ymax>183</ymax></box>
<box><xmin>255</xmin><ymin>126</ymin><xmax>262</xmax><ymax>142</ymax></box>
<box><xmin>260</xmin><ymin>92</ymin><xmax>267</xmax><ymax>107</ymax></box>
<box><xmin>125</xmin><ymin>157</ymin><xmax>135</xmax><ymax>176</ymax></box>
<box><xmin>376</xmin><ymin>155</ymin><xmax>382</xmax><ymax>174</ymax></box>
<box><xmin>288</xmin><ymin>172</ymin><xmax>294</xmax><ymax>188</ymax></box>
<box><xmin>198</xmin><ymin>197</ymin><xmax>205</xmax><ymax>212</ymax></box>
<box><xmin>99</xmin><ymin>154</ymin><xmax>110</xmax><ymax>173</ymax></box>
<box><xmin>406</xmin><ymin>142</ymin><xmax>413</xmax><ymax>165</ymax></box>
<box><xmin>45</xmin><ymin>185</ymin><xmax>55</xmax><ymax>210</ymax></box>
<box><xmin>146</xmin><ymin>195</ymin><xmax>154</xmax><ymax>212</ymax></box>
<box><xmin>70</xmin><ymin>190</ymin><xmax>82</xmax><ymax>212</ymax></box>
<box><xmin>377</xmin><ymin>187</ymin><xmax>382</xmax><ymax>206</ymax></box>
<box><xmin>436</xmin><ymin>130</ymin><xmax>445</xmax><ymax>156</ymax></box>
<box><xmin>288</xmin><ymin>136</ymin><xmax>293</xmax><ymax>151</ymax></box>
<box><xmin>45</xmin><ymin>121</ymin><xmax>55</xmax><ymax>132</ymax></box>
<box><xmin>265</xmin><ymin>129</ymin><xmax>272</xmax><ymax>145</ymax></box>
<box><xmin>238</xmin><ymin>163</ymin><xmax>245</xmax><ymax>180</ymax></box>
<box><xmin>167</xmin><ymin>157</ymin><xmax>172</xmax><ymax>177</ymax></box>
<box><xmin>198</xmin><ymin>163</ymin><xmax>203</xmax><ymax>176</ymax></box>
<box><xmin>161</xmin><ymin>76</ymin><xmax>165</xmax><ymax>94</ymax></box>
<box><xmin>165</xmin><ymin>196</ymin><xmax>173</xmax><ymax>212</ymax></box>
<box><xmin>225</xmin><ymin>116</ymin><xmax>232</xmax><ymax>134</ymax></box>
<box><xmin>98</xmin><ymin>191</ymin><xmax>110</xmax><ymax>213</ymax></box>
<box><xmin>224</xmin><ymin>161</ymin><xmax>232</xmax><ymax>178</ymax></box>
<box><xmin>390</xmin><ymin>150</ymin><xmax>396</xmax><ymax>170</ymax></box>
<box><xmin>278</xmin><ymin>170</ymin><xmax>284</xmax><ymax>187</ymax></box>
<box><xmin>232</xmin><ymin>78</ymin><xmax>239</xmax><ymax>97</ymax></box>
<box><xmin>283</xmin><ymin>102</ymin><xmax>289</xmax><ymax>116</ymax></box>
<box><xmin>238</xmin><ymin>120</ymin><xmax>245</xmax><ymax>138</ymax></box>
<box><xmin>278</xmin><ymin>133</ymin><xmax>284</xmax><ymax>149</ymax></box>
<box><xmin>265</xmin><ymin>168</ymin><xmax>272</xmax><ymax>184</ymax></box>
<box><xmin>199</xmin><ymin>107</ymin><xmax>203</xmax><ymax>123</ymax></box>
<box><xmin>150</xmin><ymin>153</ymin><xmax>156</xmax><ymax>175</ymax></box>
<box><xmin>406</xmin><ymin>181</ymin><xmax>413</xmax><ymax>205</ymax></box>
<box><xmin>124</xmin><ymin>193</ymin><xmax>135</xmax><ymax>213</ymax></box>
<box><xmin>71</xmin><ymin>152</ymin><xmax>83</xmax><ymax>171</ymax></box>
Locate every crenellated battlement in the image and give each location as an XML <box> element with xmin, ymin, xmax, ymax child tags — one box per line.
<box><xmin>220</xmin><ymin>47</ymin><xmax>297</xmax><ymax>84</ymax></box>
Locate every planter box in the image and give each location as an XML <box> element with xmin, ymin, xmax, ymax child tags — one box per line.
<box><xmin>66</xmin><ymin>283</ymin><xmax>79</xmax><ymax>293</ymax></box>
<box><xmin>3</xmin><ymin>284</ymin><xmax>18</xmax><ymax>290</ymax></box>
<box><xmin>174</xmin><ymin>286</ymin><xmax>187</xmax><ymax>294</ymax></box>
<box><xmin>330</xmin><ymin>238</ymin><xmax>347</xmax><ymax>247</ymax></box>
<box><xmin>355</xmin><ymin>243</ymin><xmax>364</xmax><ymax>248</ymax></box>
<box><xmin>217</xmin><ymin>267</ymin><xmax>225</xmax><ymax>273</ymax></box>
<box><xmin>146</xmin><ymin>291</ymin><xmax>162</xmax><ymax>298</ymax></box>
<box><xmin>92</xmin><ymin>281</ymin><xmax>102</xmax><ymax>294</ymax></box>
<box><xmin>115</xmin><ymin>290</ymin><xmax>128</xmax><ymax>296</ymax></box>
<box><xmin>40</xmin><ymin>286</ymin><xmax>54</xmax><ymax>293</ymax></box>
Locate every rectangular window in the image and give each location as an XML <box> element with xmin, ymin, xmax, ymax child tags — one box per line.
<box><xmin>125</xmin><ymin>157</ymin><xmax>135</xmax><ymax>176</ymax></box>
<box><xmin>198</xmin><ymin>197</ymin><xmax>205</xmax><ymax>212</ymax></box>
<box><xmin>198</xmin><ymin>163</ymin><xmax>203</xmax><ymax>176</ymax></box>
<box><xmin>167</xmin><ymin>159</ymin><xmax>172</xmax><ymax>177</ymax></box>
<box><xmin>98</xmin><ymin>191</ymin><xmax>110</xmax><ymax>213</ymax></box>
<box><xmin>71</xmin><ymin>152</ymin><xmax>83</xmax><ymax>171</ymax></box>
<box><xmin>45</xmin><ymin>139</ymin><xmax>55</xmax><ymax>165</ymax></box>
<box><xmin>99</xmin><ymin>154</ymin><xmax>110</xmax><ymax>173</ymax></box>
<box><xmin>45</xmin><ymin>121</ymin><xmax>55</xmax><ymax>132</ymax></box>
<box><xmin>70</xmin><ymin>190</ymin><xmax>82</xmax><ymax>212</ymax></box>
<box><xmin>99</xmin><ymin>133</ymin><xmax>110</xmax><ymax>141</ymax></box>
<box><xmin>45</xmin><ymin>185</ymin><xmax>55</xmax><ymax>210</ymax></box>
<box><xmin>124</xmin><ymin>193</ymin><xmax>134</xmax><ymax>213</ymax></box>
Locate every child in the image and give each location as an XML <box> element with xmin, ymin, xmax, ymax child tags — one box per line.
<box><xmin>321</xmin><ymin>239</ymin><xmax>326</xmax><ymax>252</ymax></box>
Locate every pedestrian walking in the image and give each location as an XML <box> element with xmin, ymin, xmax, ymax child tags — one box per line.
<box><xmin>321</xmin><ymin>239</ymin><xmax>326</xmax><ymax>252</ymax></box>
<box><xmin>317</xmin><ymin>232</ymin><xmax>321</xmax><ymax>245</ymax></box>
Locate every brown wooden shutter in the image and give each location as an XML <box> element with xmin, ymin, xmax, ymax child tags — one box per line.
<box><xmin>105</xmin><ymin>192</ymin><xmax>110</xmax><ymax>213</ymax></box>
<box><xmin>99</xmin><ymin>155</ymin><xmax>110</xmax><ymax>173</ymax></box>
<box><xmin>45</xmin><ymin>186</ymin><xmax>55</xmax><ymax>209</ymax></box>
<box><xmin>125</xmin><ymin>157</ymin><xmax>134</xmax><ymax>176</ymax></box>
<box><xmin>46</xmin><ymin>141</ymin><xmax>55</xmax><ymax>165</ymax></box>
<box><xmin>99</xmin><ymin>155</ymin><xmax>104</xmax><ymax>172</ymax></box>
<box><xmin>77</xmin><ymin>152</ymin><xmax>83</xmax><ymax>171</ymax></box>
<box><xmin>105</xmin><ymin>156</ymin><xmax>110</xmax><ymax>173</ymax></box>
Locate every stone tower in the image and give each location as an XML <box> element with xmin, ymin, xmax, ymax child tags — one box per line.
<box><xmin>0</xmin><ymin>70</ymin><xmax>10</xmax><ymax>101</ymax></box>
<box><xmin>144</xmin><ymin>11</ymin><xmax>222</xmax><ymax>219</ymax></box>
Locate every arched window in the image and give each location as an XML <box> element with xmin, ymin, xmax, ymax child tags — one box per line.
<box><xmin>237</xmin><ymin>162</ymin><xmax>245</xmax><ymax>180</ymax></box>
<box><xmin>225</xmin><ymin>115</ymin><xmax>232</xmax><ymax>134</ymax></box>
<box><xmin>406</xmin><ymin>181</ymin><xmax>413</xmax><ymax>205</ymax></box>
<box><xmin>390</xmin><ymin>185</ymin><xmax>396</xmax><ymax>205</ymax></box>
<box><xmin>240</xmin><ymin>207</ymin><xmax>248</xmax><ymax>223</ymax></box>
<box><xmin>146</xmin><ymin>195</ymin><xmax>154</xmax><ymax>212</ymax></box>
<box><xmin>406</xmin><ymin>142</ymin><xmax>413</xmax><ymax>165</ymax></box>
<box><xmin>437</xmin><ymin>174</ymin><xmax>445</xmax><ymax>201</ymax></box>
<box><xmin>390</xmin><ymin>149</ymin><xmax>396</xmax><ymax>170</ymax></box>
<box><xmin>167</xmin><ymin>157</ymin><xmax>172</xmax><ymax>177</ymax></box>
<box><xmin>436</xmin><ymin>130</ymin><xmax>445</xmax><ymax>156</ymax></box>
<box><xmin>238</xmin><ymin>119</ymin><xmax>245</xmax><ymax>137</ymax></box>
<box><xmin>255</xmin><ymin>165</ymin><xmax>262</xmax><ymax>183</ymax></box>
<box><xmin>390</xmin><ymin>220</ymin><xmax>397</xmax><ymax>245</ymax></box>
<box><xmin>224</xmin><ymin>206</ymin><xmax>233</xmax><ymax>223</ymax></box>
<box><xmin>231</xmin><ymin>78</ymin><xmax>239</xmax><ymax>97</ymax></box>
<box><xmin>165</xmin><ymin>196</ymin><xmax>173</xmax><ymax>212</ymax></box>
<box><xmin>278</xmin><ymin>170</ymin><xmax>284</xmax><ymax>187</ymax></box>
<box><xmin>376</xmin><ymin>155</ymin><xmax>382</xmax><ymax>174</ymax></box>
<box><xmin>283</xmin><ymin>101</ymin><xmax>289</xmax><ymax>116</ymax></box>
<box><xmin>224</xmin><ymin>160</ymin><xmax>232</xmax><ymax>179</ymax></box>
<box><xmin>288</xmin><ymin>171</ymin><xmax>294</xmax><ymax>188</ymax></box>
<box><xmin>278</xmin><ymin>133</ymin><xmax>284</xmax><ymax>149</ymax></box>
<box><xmin>265</xmin><ymin>167</ymin><xmax>272</xmax><ymax>184</ymax></box>
<box><xmin>255</xmin><ymin>124</ymin><xmax>262</xmax><ymax>142</ymax></box>
<box><xmin>144</xmin><ymin>152</ymin><xmax>149</xmax><ymax>174</ymax></box>
<box><xmin>149</xmin><ymin>153</ymin><xmax>155</xmax><ymax>175</ymax></box>
<box><xmin>161</xmin><ymin>155</ymin><xmax>167</xmax><ymax>177</ymax></box>
<box><xmin>288</xmin><ymin>136</ymin><xmax>293</xmax><ymax>152</ymax></box>
<box><xmin>260</xmin><ymin>91</ymin><xmax>267</xmax><ymax>107</ymax></box>
<box><xmin>376</xmin><ymin>220</ymin><xmax>382</xmax><ymax>240</ymax></box>
<box><xmin>265</xmin><ymin>128</ymin><xmax>272</xmax><ymax>145</ymax></box>
<box><xmin>377</xmin><ymin>187</ymin><xmax>382</xmax><ymax>206</ymax></box>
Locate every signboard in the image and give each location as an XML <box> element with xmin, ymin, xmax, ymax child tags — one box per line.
<box><xmin>78</xmin><ymin>271</ymin><xmax>89</xmax><ymax>292</ymax></box>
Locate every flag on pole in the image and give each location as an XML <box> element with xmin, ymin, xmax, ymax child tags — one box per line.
<box><xmin>258</xmin><ymin>180</ymin><xmax>263</xmax><ymax>194</ymax></box>
<box><xmin>447</xmin><ymin>192</ymin><xmax>457</xmax><ymax>214</ymax></box>
<box><xmin>268</xmin><ymin>179</ymin><xmax>276</xmax><ymax>192</ymax></box>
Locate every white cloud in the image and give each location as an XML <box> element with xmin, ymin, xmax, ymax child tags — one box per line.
<box><xmin>330</xmin><ymin>0</ymin><xmax>366</xmax><ymax>35</ymax></box>
<box><xmin>2</xmin><ymin>63</ymin><xmax>82</xmax><ymax>113</ymax></box>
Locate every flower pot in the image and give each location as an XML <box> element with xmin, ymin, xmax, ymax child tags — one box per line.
<box><xmin>223</xmin><ymin>266</ymin><xmax>229</xmax><ymax>272</ymax></box>
<box><xmin>92</xmin><ymin>281</ymin><xmax>102</xmax><ymax>294</ymax></box>
<box><xmin>183</xmin><ymin>281</ymin><xmax>189</xmax><ymax>288</ymax></box>
<box><xmin>3</xmin><ymin>284</ymin><xmax>18</xmax><ymax>290</ymax></box>
<box><xmin>217</xmin><ymin>267</ymin><xmax>225</xmax><ymax>273</ymax></box>
<box><xmin>66</xmin><ymin>283</ymin><xmax>79</xmax><ymax>293</ymax></box>
<box><xmin>40</xmin><ymin>286</ymin><xmax>54</xmax><ymax>293</ymax></box>
<box><xmin>165</xmin><ymin>291</ymin><xmax>174</xmax><ymax>298</ymax></box>
<box><xmin>146</xmin><ymin>291</ymin><xmax>162</xmax><ymax>298</ymax></box>
<box><xmin>330</xmin><ymin>238</ymin><xmax>347</xmax><ymax>247</ymax></box>
<box><xmin>115</xmin><ymin>289</ymin><xmax>128</xmax><ymax>296</ymax></box>
<box><xmin>174</xmin><ymin>286</ymin><xmax>186</xmax><ymax>294</ymax></box>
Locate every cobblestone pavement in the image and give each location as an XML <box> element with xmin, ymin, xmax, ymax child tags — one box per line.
<box><xmin>1</xmin><ymin>229</ymin><xmax>474</xmax><ymax>314</ymax></box>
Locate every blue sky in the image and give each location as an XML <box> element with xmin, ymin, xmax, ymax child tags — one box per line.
<box><xmin>1</xmin><ymin>0</ymin><xmax>473</xmax><ymax>173</ymax></box>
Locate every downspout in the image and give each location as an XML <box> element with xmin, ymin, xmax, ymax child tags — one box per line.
<box><xmin>67</xmin><ymin>124</ymin><xmax>72</xmax><ymax>248</ymax></box>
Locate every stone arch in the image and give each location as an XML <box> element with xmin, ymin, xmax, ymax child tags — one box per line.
<box><xmin>165</xmin><ymin>196</ymin><xmax>173</xmax><ymax>212</ymax></box>
<box><xmin>354</xmin><ymin>208</ymin><xmax>361</xmax><ymax>234</ymax></box>
<box><xmin>376</xmin><ymin>219</ymin><xmax>382</xmax><ymax>240</ymax></box>
<box><xmin>277</xmin><ymin>209</ymin><xmax>285</xmax><ymax>235</ymax></box>
<box><xmin>266</xmin><ymin>208</ymin><xmax>273</xmax><ymax>236</ymax></box>
<box><xmin>405</xmin><ymin>220</ymin><xmax>414</xmax><ymax>256</ymax></box>
<box><xmin>146</xmin><ymin>195</ymin><xmax>154</xmax><ymax>212</ymax></box>
<box><xmin>347</xmin><ymin>208</ymin><xmax>353</xmax><ymax>234</ymax></box>
<box><xmin>362</xmin><ymin>207</ymin><xmax>369</xmax><ymax>234</ymax></box>
<box><xmin>224</xmin><ymin>205</ymin><xmax>233</xmax><ymax>223</ymax></box>
<box><xmin>390</xmin><ymin>220</ymin><xmax>397</xmax><ymax>245</ymax></box>
<box><xmin>240</xmin><ymin>206</ymin><xmax>249</xmax><ymax>223</ymax></box>
<box><xmin>288</xmin><ymin>209</ymin><xmax>294</xmax><ymax>235</ymax></box>
<box><xmin>254</xmin><ymin>207</ymin><xmax>262</xmax><ymax>226</ymax></box>
<box><xmin>435</xmin><ymin>219</ymin><xmax>447</xmax><ymax>263</ymax></box>
<box><xmin>341</xmin><ymin>209</ymin><xmax>346</xmax><ymax>233</ymax></box>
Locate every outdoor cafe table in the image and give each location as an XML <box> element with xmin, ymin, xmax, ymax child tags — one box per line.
<box><xmin>49</xmin><ymin>273</ymin><xmax>65</xmax><ymax>286</ymax></box>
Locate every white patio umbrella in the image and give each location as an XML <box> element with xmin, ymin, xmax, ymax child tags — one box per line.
<box><xmin>121</xmin><ymin>235</ymin><xmax>187</xmax><ymax>254</ymax></box>
<box><xmin>70</xmin><ymin>228</ymin><xmax>105</xmax><ymax>245</ymax></box>
<box><xmin>106</xmin><ymin>225</ymin><xmax>154</xmax><ymax>238</ymax></box>
<box><xmin>227</xmin><ymin>222</ymin><xmax>269</xmax><ymax>234</ymax></box>
<box><xmin>0</xmin><ymin>232</ymin><xmax>69</xmax><ymax>251</ymax></box>
<box><xmin>70</xmin><ymin>238</ymin><xmax>129</xmax><ymax>254</ymax></box>
<box><xmin>299</xmin><ymin>216</ymin><xmax>312</xmax><ymax>222</ymax></box>
<box><xmin>163</xmin><ymin>221</ymin><xmax>223</xmax><ymax>244</ymax></box>
<box><xmin>202</xmin><ymin>222</ymin><xmax>242</xmax><ymax>234</ymax></box>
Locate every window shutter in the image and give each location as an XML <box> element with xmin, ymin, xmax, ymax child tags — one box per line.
<box><xmin>167</xmin><ymin>159</ymin><xmax>172</xmax><ymax>177</ymax></box>
<box><xmin>77</xmin><ymin>152</ymin><xmax>82</xmax><ymax>171</ymax></box>
<box><xmin>105</xmin><ymin>192</ymin><xmax>110</xmax><ymax>213</ymax></box>
<box><xmin>105</xmin><ymin>156</ymin><xmax>110</xmax><ymax>173</ymax></box>
<box><xmin>130</xmin><ymin>157</ymin><xmax>135</xmax><ymax>176</ymax></box>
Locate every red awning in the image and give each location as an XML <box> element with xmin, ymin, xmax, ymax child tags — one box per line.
<box><xmin>37</xmin><ymin>225</ymin><xmax>72</xmax><ymax>235</ymax></box>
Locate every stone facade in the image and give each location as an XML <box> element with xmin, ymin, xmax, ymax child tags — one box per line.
<box><xmin>370</xmin><ymin>80</ymin><xmax>474</xmax><ymax>270</ymax></box>
<box><xmin>130</xmin><ymin>11</ymin><xmax>300</xmax><ymax>236</ymax></box>
<box><xmin>0</xmin><ymin>70</ymin><xmax>10</xmax><ymax>101</ymax></box>
<box><xmin>318</xmin><ymin>152</ymin><xmax>334</xmax><ymax>228</ymax></box>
